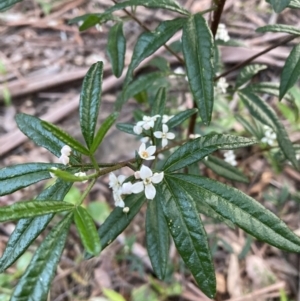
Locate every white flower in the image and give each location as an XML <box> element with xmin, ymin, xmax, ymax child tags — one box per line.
<box><xmin>123</xmin><ymin>207</ymin><xmax>130</xmax><ymax>213</ymax></box>
<box><xmin>174</xmin><ymin>67</ymin><xmax>185</xmax><ymax>74</ymax></box>
<box><xmin>224</xmin><ymin>150</ymin><xmax>237</xmax><ymax>166</ymax></box>
<box><xmin>95</xmin><ymin>24</ymin><xmax>103</xmax><ymax>32</ymax></box>
<box><xmin>216</xmin><ymin>23</ymin><xmax>230</xmax><ymax>42</ymax></box>
<box><xmin>59</xmin><ymin>154</ymin><xmax>70</xmax><ymax>165</ymax></box>
<box><xmin>131</xmin><ymin>165</ymin><xmax>164</xmax><ymax>200</ymax></box>
<box><xmin>121</xmin><ymin>182</ymin><xmax>133</xmax><ymax>195</ymax></box>
<box><xmin>49</xmin><ymin>167</ymin><xmax>58</xmax><ymax>179</ymax></box>
<box><xmin>109</xmin><ymin>173</ymin><xmax>127</xmax><ymax>207</ymax></box>
<box><xmin>162</xmin><ymin>114</ymin><xmax>174</xmax><ymax>124</ymax></box>
<box><xmin>189</xmin><ymin>134</ymin><xmax>201</xmax><ymax>139</ymax></box>
<box><xmin>61</xmin><ymin>145</ymin><xmax>72</xmax><ymax>156</ymax></box>
<box><xmin>216</xmin><ymin>77</ymin><xmax>229</xmax><ymax>94</ymax></box>
<box><xmin>154</xmin><ymin>124</ymin><xmax>175</xmax><ymax>148</ymax></box>
<box><xmin>142</xmin><ymin>115</ymin><xmax>160</xmax><ymax>130</ymax></box>
<box><xmin>138</xmin><ymin>143</ymin><xmax>156</xmax><ymax>160</ymax></box>
<box><xmin>261</xmin><ymin>125</ymin><xmax>277</xmax><ymax>146</ymax></box>
<box><xmin>140</xmin><ymin>136</ymin><xmax>150</xmax><ymax>143</ymax></box>
<box><xmin>113</xmin><ymin>190</ymin><xmax>125</xmax><ymax>208</ymax></box>
<box><xmin>133</xmin><ymin>124</ymin><xmax>143</xmax><ymax>135</ymax></box>
<box><xmin>74</xmin><ymin>172</ymin><xmax>88</xmax><ymax>183</ymax></box>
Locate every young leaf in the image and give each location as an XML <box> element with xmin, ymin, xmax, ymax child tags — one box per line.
<box><xmin>146</xmin><ymin>196</ymin><xmax>169</xmax><ymax>280</ymax></box>
<box><xmin>158</xmin><ymin>180</ymin><xmax>216</xmax><ymax>298</ymax></box>
<box><xmin>74</xmin><ymin>206</ymin><xmax>101</xmax><ymax>256</ymax></box>
<box><xmin>163</xmin><ymin>133</ymin><xmax>257</xmax><ymax>172</ymax></box>
<box><xmin>0</xmin><ymin>163</ymin><xmax>62</xmax><ymax>196</ymax></box>
<box><xmin>49</xmin><ymin>168</ymin><xmax>90</xmax><ymax>183</ymax></box>
<box><xmin>256</xmin><ymin>24</ymin><xmax>300</xmax><ymax>35</ymax></box>
<box><xmin>115</xmin><ymin>123</ymin><xmax>135</xmax><ymax>135</ymax></box>
<box><xmin>42</xmin><ymin>120</ymin><xmax>90</xmax><ymax>155</ymax></box>
<box><xmin>125</xmin><ymin>18</ymin><xmax>186</xmax><ymax>86</ymax></box>
<box><xmin>167</xmin><ymin>108</ymin><xmax>198</xmax><ymax>129</ymax></box>
<box><xmin>239</xmin><ymin>89</ymin><xmax>298</xmax><ymax>169</ymax></box>
<box><xmin>182</xmin><ymin>13</ymin><xmax>214</xmax><ymax>125</ymax></box>
<box><xmin>79</xmin><ymin>61</ymin><xmax>103</xmax><ymax>149</ymax></box>
<box><xmin>266</xmin><ymin>0</ymin><xmax>292</xmax><ymax>12</ymax></box>
<box><xmin>0</xmin><ymin>200</ymin><xmax>74</xmax><ymax>222</ymax></box>
<box><xmin>280</xmin><ymin>44</ymin><xmax>300</xmax><ymax>100</ymax></box>
<box><xmin>0</xmin><ymin>180</ymin><xmax>72</xmax><ymax>272</ymax></box>
<box><xmin>203</xmin><ymin>155</ymin><xmax>249</xmax><ymax>183</ymax></box>
<box><xmin>0</xmin><ymin>0</ymin><xmax>22</xmax><ymax>11</ymax></box>
<box><xmin>289</xmin><ymin>0</ymin><xmax>300</xmax><ymax>8</ymax></box>
<box><xmin>9</xmin><ymin>213</ymin><xmax>73</xmax><ymax>301</ymax></box>
<box><xmin>151</xmin><ymin>87</ymin><xmax>166</xmax><ymax>116</ymax></box>
<box><xmin>235</xmin><ymin>64</ymin><xmax>267</xmax><ymax>88</ymax></box>
<box><xmin>172</xmin><ymin>173</ymin><xmax>300</xmax><ymax>253</ymax></box>
<box><xmin>90</xmin><ymin>112</ymin><xmax>118</xmax><ymax>154</ymax></box>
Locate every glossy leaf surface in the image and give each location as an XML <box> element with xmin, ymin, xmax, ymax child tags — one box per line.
<box><xmin>267</xmin><ymin>0</ymin><xmax>292</xmax><ymax>12</ymax></box>
<box><xmin>167</xmin><ymin>108</ymin><xmax>198</xmax><ymax>129</ymax></box>
<box><xmin>235</xmin><ymin>64</ymin><xmax>267</xmax><ymax>88</ymax></box>
<box><xmin>256</xmin><ymin>24</ymin><xmax>300</xmax><ymax>35</ymax></box>
<box><xmin>115</xmin><ymin>123</ymin><xmax>135</xmax><ymax>135</ymax></box>
<box><xmin>151</xmin><ymin>87</ymin><xmax>166</xmax><ymax>116</ymax></box>
<box><xmin>0</xmin><ymin>0</ymin><xmax>22</xmax><ymax>11</ymax></box>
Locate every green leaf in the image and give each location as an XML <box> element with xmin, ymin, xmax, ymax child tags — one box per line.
<box><xmin>203</xmin><ymin>155</ymin><xmax>249</xmax><ymax>183</ymax></box>
<box><xmin>104</xmin><ymin>0</ymin><xmax>190</xmax><ymax>16</ymax></box>
<box><xmin>235</xmin><ymin>64</ymin><xmax>267</xmax><ymax>88</ymax></box>
<box><xmin>74</xmin><ymin>206</ymin><xmax>101</xmax><ymax>256</ymax></box>
<box><xmin>0</xmin><ymin>180</ymin><xmax>72</xmax><ymax>272</ymax></box>
<box><xmin>42</xmin><ymin>120</ymin><xmax>90</xmax><ymax>155</ymax></box>
<box><xmin>151</xmin><ymin>87</ymin><xmax>166</xmax><ymax>116</ymax></box>
<box><xmin>182</xmin><ymin>14</ymin><xmax>214</xmax><ymax>125</ymax></box>
<box><xmin>115</xmin><ymin>123</ymin><xmax>135</xmax><ymax>135</ymax></box>
<box><xmin>49</xmin><ymin>168</ymin><xmax>90</xmax><ymax>183</ymax></box>
<box><xmin>69</xmin><ymin>13</ymin><xmax>119</xmax><ymax>29</ymax></box>
<box><xmin>90</xmin><ymin>112</ymin><xmax>118</xmax><ymax>154</ymax></box>
<box><xmin>163</xmin><ymin>133</ymin><xmax>257</xmax><ymax>172</ymax></box>
<box><xmin>125</xmin><ymin>18</ymin><xmax>185</xmax><ymax>86</ymax></box>
<box><xmin>235</xmin><ymin>114</ymin><xmax>260</xmax><ymax>137</ymax></box>
<box><xmin>289</xmin><ymin>0</ymin><xmax>300</xmax><ymax>8</ymax></box>
<box><xmin>266</xmin><ymin>0</ymin><xmax>292</xmax><ymax>12</ymax></box>
<box><xmin>0</xmin><ymin>200</ymin><xmax>74</xmax><ymax>222</ymax></box>
<box><xmin>0</xmin><ymin>163</ymin><xmax>62</xmax><ymax>196</ymax></box>
<box><xmin>79</xmin><ymin>61</ymin><xmax>103</xmax><ymax>149</ymax></box>
<box><xmin>10</xmin><ymin>213</ymin><xmax>73</xmax><ymax>301</ymax></box>
<box><xmin>256</xmin><ymin>24</ymin><xmax>300</xmax><ymax>35</ymax></box>
<box><xmin>0</xmin><ymin>0</ymin><xmax>22</xmax><ymax>11</ymax></box>
<box><xmin>172</xmin><ymin>173</ymin><xmax>300</xmax><ymax>253</ymax></box>
<box><xmin>280</xmin><ymin>44</ymin><xmax>300</xmax><ymax>100</ymax></box>
<box><xmin>239</xmin><ymin>89</ymin><xmax>298</xmax><ymax>169</ymax></box>
<box><xmin>107</xmin><ymin>22</ymin><xmax>126</xmax><ymax>78</ymax></box>
<box><xmin>167</xmin><ymin>108</ymin><xmax>198</xmax><ymax>129</ymax></box>
<box><xmin>158</xmin><ymin>179</ymin><xmax>216</xmax><ymax>298</ymax></box>
<box><xmin>146</xmin><ymin>196</ymin><xmax>169</xmax><ymax>280</ymax></box>
<box><xmin>103</xmin><ymin>288</ymin><xmax>127</xmax><ymax>301</ymax></box>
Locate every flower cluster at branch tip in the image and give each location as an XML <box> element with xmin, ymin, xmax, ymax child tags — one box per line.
<box><xmin>133</xmin><ymin>115</ymin><xmax>160</xmax><ymax>134</ymax></box>
<box><xmin>59</xmin><ymin>145</ymin><xmax>72</xmax><ymax>165</ymax></box>
<box><xmin>224</xmin><ymin>150</ymin><xmax>237</xmax><ymax>166</ymax></box>
<box><xmin>261</xmin><ymin>125</ymin><xmax>276</xmax><ymax>146</ymax></box>
<box><xmin>216</xmin><ymin>77</ymin><xmax>229</xmax><ymax>94</ymax></box>
<box><xmin>215</xmin><ymin>23</ymin><xmax>230</xmax><ymax>42</ymax></box>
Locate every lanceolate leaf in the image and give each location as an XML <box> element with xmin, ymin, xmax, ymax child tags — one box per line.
<box><xmin>79</xmin><ymin>61</ymin><xmax>103</xmax><ymax>149</ymax></box>
<box><xmin>158</xmin><ymin>180</ymin><xmax>216</xmax><ymax>298</ymax></box>
<box><xmin>239</xmin><ymin>89</ymin><xmax>298</xmax><ymax>168</ymax></box>
<box><xmin>90</xmin><ymin>112</ymin><xmax>119</xmax><ymax>154</ymax></box>
<box><xmin>163</xmin><ymin>133</ymin><xmax>257</xmax><ymax>172</ymax></box>
<box><xmin>115</xmin><ymin>123</ymin><xmax>135</xmax><ymax>135</ymax></box>
<box><xmin>151</xmin><ymin>87</ymin><xmax>167</xmax><ymax>116</ymax></box>
<box><xmin>146</xmin><ymin>196</ymin><xmax>169</xmax><ymax>280</ymax></box>
<box><xmin>203</xmin><ymin>155</ymin><xmax>249</xmax><ymax>183</ymax></box>
<box><xmin>172</xmin><ymin>174</ymin><xmax>300</xmax><ymax>253</ymax></box>
<box><xmin>0</xmin><ymin>180</ymin><xmax>72</xmax><ymax>272</ymax></box>
<box><xmin>0</xmin><ymin>201</ymin><xmax>74</xmax><ymax>222</ymax></box>
<box><xmin>0</xmin><ymin>0</ymin><xmax>22</xmax><ymax>11</ymax></box>
<box><xmin>266</xmin><ymin>0</ymin><xmax>292</xmax><ymax>12</ymax></box>
<box><xmin>235</xmin><ymin>64</ymin><xmax>267</xmax><ymax>88</ymax></box>
<box><xmin>50</xmin><ymin>168</ymin><xmax>91</xmax><ymax>183</ymax></box>
<box><xmin>0</xmin><ymin>163</ymin><xmax>62</xmax><ymax>196</ymax></box>
<box><xmin>280</xmin><ymin>44</ymin><xmax>300</xmax><ymax>100</ymax></box>
<box><xmin>182</xmin><ymin>14</ymin><xmax>214</xmax><ymax>125</ymax></box>
<box><xmin>256</xmin><ymin>24</ymin><xmax>300</xmax><ymax>35</ymax></box>
<box><xmin>79</xmin><ymin>13</ymin><xmax>118</xmax><ymax>31</ymax></box>
<box><xmin>167</xmin><ymin>108</ymin><xmax>198</xmax><ymax>129</ymax></box>
<box><xmin>125</xmin><ymin>18</ymin><xmax>186</xmax><ymax>86</ymax></box>
<box><xmin>10</xmin><ymin>213</ymin><xmax>73</xmax><ymax>301</ymax></box>
<box><xmin>107</xmin><ymin>22</ymin><xmax>126</xmax><ymax>78</ymax></box>
<box><xmin>289</xmin><ymin>0</ymin><xmax>300</xmax><ymax>9</ymax></box>
<box><xmin>74</xmin><ymin>206</ymin><xmax>101</xmax><ymax>256</ymax></box>
<box><xmin>42</xmin><ymin>121</ymin><xmax>90</xmax><ymax>155</ymax></box>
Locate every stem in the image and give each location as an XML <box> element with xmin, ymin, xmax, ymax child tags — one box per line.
<box><xmin>90</xmin><ymin>155</ymin><xmax>100</xmax><ymax>171</ymax></box>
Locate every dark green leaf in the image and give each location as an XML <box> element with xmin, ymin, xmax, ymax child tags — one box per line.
<box><xmin>42</xmin><ymin>120</ymin><xmax>90</xmax><ymax>155</ymax></box>
<box><xmin>146</xmin><ymin>196</ymin><xmax>169</xmax><ymax>280</ymax></box>
<box><xmin>125</xmin><ymin>18</ymin><xmax>185</xmax><ymax>86</ymax></box>
<box><xmin>163</xmin><ymin>133</ymin><xmax>257</xmax><ymax>172</ymax></box>
<box><xmin>239</xmin><ymin>89</ymin><xmax>298</xmax><ymax>168</ymax></box>
<box><xmin>256</xmin><ymin>24</ymin><xmax>300</xmax><ymax>35</ymax></box>
<box><xmin>167</xmin><ymin>108</ymin><xmax>198</xmax><ymax>129</ymax></box>
<box><xmin>116</xmin><ymin>123</ymin><xmax>135</xmax><ymax>135</ymax></box>
<box><xmin>203</xmin><ymin>155</ymin><xmax>249</xmax><ymax>183</ymax></box>
<box><xmin>235</xmin><ymin>64</ymin><xmax>267</xmax><ymax>88</ymax></box>
<box><xmin>0</xmin><ymin>0</ymin><xmax>22</xmax><ymax>11</ymax></box>
<box><xmin>151</xmin><ymin>87</ymin><xmax>166</xmax><ymax>116</ymax></box>
<box><xmin>107</xmin><ymin>22</ymin><xmax>126</xmax><ymax>78</ymax></box>
<box><xmin>0</xmin><ymin>163</ymin><xmax>62</xmax><ymax>196</ymax></box>
<box><xmin>172</xmin><ymin>173</ymin><xmax>300</xmax><ymax>253</ymax></box>
<box><xmin>74</xmin><ymin>206</ymin><xmax>101</xmax><ymax>256</ymax></box>
<box><xmin>280</xmin><ymin>44</ymin><xmax>300</xmax><ymax>100</ymax></box>
<box><xmin>0</xmin><ymin>201</ymin><xmax>74</xmax><ymax>222</ymax></box>
<box><xmin>266</xmin><ymin>0</ymin><xmax>292</xmax><ymax>12</ymax></box>
<box><xmin>79</xmin><ymin>61</ymin><xmax>103</xmax><ymax>149</ymax></box>
<box><xmin>158</xmin><ymin>179</ymin><xmax>216</xmax><ymax>298</ymax></box>
<box><xmin>182</xmin><ymin>14</ymin><xmax>214</xmax><ymax>125</ymax></box>
<box><xmin>0</xmin><ymin>180</ymin><xmax>72</xmax><ymax>272</ymax></box>
<box><xmin>235</xmin><ymin>114</ymin><xmax>260</xmax><ymax>137</ymax></box>
<box><xmin>91</xmin><ymin>112</ymin><xmax>119</xmax><ymax>154</ymax></box>
<box><xmin>10</xmin><ymin>213</ymin><xmax>73</xmax><ymax>301</ymax></box>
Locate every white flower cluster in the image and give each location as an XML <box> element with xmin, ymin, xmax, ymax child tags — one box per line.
<box><xmin>216</xmin><ymin>77</ymin><xmax>229</xmax><ymax>94</ymax></box>
<box><xmin>261</xmin><ymin>125</ymin><xmax>276</xmax><ymax>146</ymax></box>
<box><xmin>215</xmin><ymin>23</ymin><xmax>230</xmax><ymax>42</ymax></box>
<box><xmin>224</xmin><ymin>150</ymin><xmax>237</xmax><ymax>166</ymax></box>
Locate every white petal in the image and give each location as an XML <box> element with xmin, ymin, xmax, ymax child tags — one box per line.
<box><xmin>131</xmin><ymin>181</ymin><xmax>144</xmax><ymax>194</ymax></box>
<box><xmin>147</xmin><ymin>145</ymin><xmax>156</xmax><ymax>156</ymax></box>
<box><xmin>144</xmin><ymin>155</ymin><xmax>155</xmax><ymax>161</ymax></box>
<box><xmin>139</xmin><ymin>143</ymin><xmax>146</xmax><ymax>153</ymax></box>
<box><xmin>162</xmin><ymin>138</ymin><xmax>168</xmax><ymax>148</ymax></box>
<box><xmin>61</xmin><ymin>145</ymin><xmax>72</xmax><ymax>156</ymax></box>
<box><xmin>151</xmin><ymin>172</ymin><xmax>164</xmax><ymax>184</ymax></box>
<box><xmin>122</xmin><ymin>182</ymin><xmax>133</xmax><ymax>195</ymax></box>
<box><xmin>145</xmin><ymin>184</ymin><xmax>156</xmax><ymax>200</ymax></box>
<box><xmin>133</xmin><ymin>125</ymin><xmax>143</xmax><ymax>135</ymax></box>
<box><xmin>59</xmin><ymin>154</ymin><xmax>69</xmax><ymax>165</ymax></box>
<box><xmin>118</xmin><ymin>175</ymin><xmax>126</xmax><ymax>184</ymax></box>
<box><xmin>140</xmin><ymin>165</ymin><xmax>153</xmax><ymax>179</ymax></box>
<box><xmin>109</xmin><ymin>172</ymin><xmax>118</xmax><ymax>188</ymax></box>
<box><xmin>148</xmin><ymin>120</ymin><xmax>155</xmax><ymax>128</ymax></box>
<box><xmin>162</xmin><ymin>124</ymin><xmax>169</xmax><ymax>133</ymax></box>
<box><xmin>154</xmin><ymin>131</ymin><xmax>162</xmax><ymax>138</ymax></box>
<box><xmin>166</xmin><ymin>132</ymin><xmax>175</xmax><ymax>140</ymax></box>
<box><xmin>134</xmin><ymin>171</ymin><xmax>141</xmax><ymax>179</ymax></box>
<box><xmin>140</xmin><ymin>136</ymin><xmax>150</xmax><ymax>143</ymax></box>
<box><xmin>143</xmin><ymin>123</ymin><xmax>151</xmax><ymax>130</ymax></box>
<box><xmin>123</xmin><ymin>207</ymin><xmax>130</xmax><ymax>213</ymax></box>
